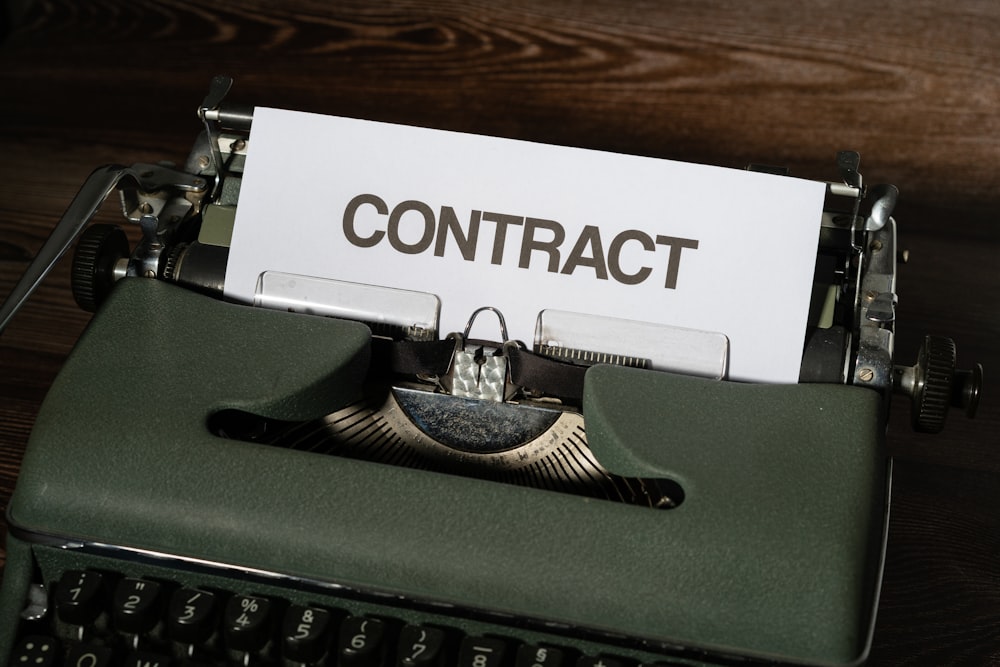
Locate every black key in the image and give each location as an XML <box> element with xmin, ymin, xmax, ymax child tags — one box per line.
<box><xmin>339</xmin><ymin>616</ymin><xmax>386</xmax><ymax>667</ymax></box>
<box><xmin>11</xmin><ymin>636</ymin><xmax>58</xmax><ymax>667</ymax></box>
<box><xmin>114</xmin><ymin>578</ymin><xmax>163</xmax><ymax>634</ymax></box>
<box><xmin>65</xmin><ymin>643</ymin><xmax>114</xmax><ymax>667</ymax></box>
<box><xmin>458</xmin><ymin>637</ymin><xmax>510</xmax><ymax>667</ymax></box>
<box><xmin>55</xmin><ymin>570</ymin><xmax>106</xmax><ymax>626</ymax></box>
<box><xmin>397</xmin><ymin>625</ymin><xmax>447</xmax><ymax>667</ymax></box>
<box><xmin>282</xmin><ymin>605</ymin><xmax>334</xmax><ymax>662</ymax></box>
<box><xmin>576</xmin><ymin>658</ymin><xmax>625</xmax><ymax>667</ymax></box>
<box><xmin>124</xmin><ymin>650</ymin><xmax>171</xmax><ymax>667</ymax></box>
<box><xmin>223</xmin><ymin>594</ymin><xmax>273</xmax><ymax>652</ymax></box>
<box><xmin>516</xmin><ymin>646</ymin><xmax>566</xmax><ymax>667</ymax></box>
<box><xmin>168</xmin><ymin>588</ymin><xmax>217</xmax><ymax>644</ymax></box>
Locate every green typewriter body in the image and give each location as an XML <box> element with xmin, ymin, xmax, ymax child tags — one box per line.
<box><xmin>0</xmin><ymin>279</ymin><xmax>888</xmax><ymax>666</ymax></box>
<box><xmin>0</xmin><ymin>78</ymin><xmax>980</xmax><ymax>667</ymax></box>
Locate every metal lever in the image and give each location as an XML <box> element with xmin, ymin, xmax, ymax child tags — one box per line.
<box><xmin>198</xmin><ymin>74</ymin><xmax>253</xmax><ymax>131</ymax></box>
<box><xmin>837</xmin><ymin>150</ymin><xmax>867</xmax><ymax>253</ymax></box>
<box><xmin>199</xmin><ymin>74</ymin><xmax>233</xmax><ymax>118</ymax></box>
<box><xmin>0</xmin><ymin>164</ymin><xmax>206</xmax><ymax>334</ymax></box>
<box><xmin>837</xmin><ymin>150</ymin><xmax>863</xmax><ymax>190</ymax></box>
<box><xmin>197</xmin><ymin>75</ymin><xmax>253</xmax><ymax>200</ymax></box>
<box><xmin>865</xmin><ymin>183</ymin><xmax>899</xmax><ymax>231</ymax></box>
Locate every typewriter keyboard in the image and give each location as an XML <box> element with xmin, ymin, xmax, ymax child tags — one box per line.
<box><xmin>7</xmin><ymin>547</ymin><xmax>698</xmax><ymax>667</ymax></box>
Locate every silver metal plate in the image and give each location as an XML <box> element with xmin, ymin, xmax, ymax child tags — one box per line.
<box><xmin>230</xmin><ymin>384</ymin><xmax>681</xmax><ymax>508</ymax></box>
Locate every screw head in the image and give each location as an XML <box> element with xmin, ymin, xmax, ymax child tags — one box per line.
<box><xmin>859</xmin><ymin>367</ymin><xmax>875</xmax><ymax>382</ymax></box>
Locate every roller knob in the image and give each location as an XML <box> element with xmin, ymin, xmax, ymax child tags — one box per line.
<box><xmin>895</xmin><ymin>335</ymin><xmax>983</xmax><ymax>434</ymax></box>
<box><xmin>913</xmin><ymin>336</ymin><xmax>955</xmax><ymax>433</ymax></box>
<box><xmin>71</xmin><ymin>223</ymin><xmax>129</xmax><ymax>312</ymax></box>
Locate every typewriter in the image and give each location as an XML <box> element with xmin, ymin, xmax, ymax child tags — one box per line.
<box><xmin>0</xmin><ymin>76</ymin><xmax>982</xmax><ymax>667</ymax></box>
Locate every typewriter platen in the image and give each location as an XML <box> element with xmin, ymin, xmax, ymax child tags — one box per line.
<box><xmin>0</xmin><ymin>77</ymin><xmax>982</xmax><ymax>666</ymax></box>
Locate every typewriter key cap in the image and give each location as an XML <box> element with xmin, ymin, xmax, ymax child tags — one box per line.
<box><xmin>55</xmin><ymin>570</ymin><xmax>106</xmax><ymax>626</ymax></box>
<box><xmin>339</xmin><ymin>617</ymin><xmax>386</xmax><ymax>667</ymax></box>
<box><xmin>282</xmin><ymin>605</ymin><xmax>333</xmax><ymax>662</ymax></box>
<box><xmin>223</xmin><ymin>594</ymin><xmax>273</xmax><ymax>652</ymax></box>
<box><xmin>576</xmin><ymin>657</ymin><xmax>625</xmax><ymax>667</ymax></box>
<box><xmin>168</xmin><ymin>588</ymin><xmax>217</xmax><ymax>644</ymax></box>
<box><xmin>65</xmin><ymin>643</ymin><xmax>114</xmax><ymax>667</ymax></box>
<box><xmin>11</xmin><ymin>636</ymin><xmax>58</xmax><ymax>667</ymax></box>
<box><xmin>397</xmin><ymin>625</ymin><xmax>447</xmax><ymax>667</ymax></box>
<box><xmin>458</xmin><ymin>637</ymin><xmax>510</xmax><ymax>667</ymax></box>
<box><xmin>113</xmin><ymin>578</ymin><xmax>163</xmax><ymax>634</ymax></box>
<box><xmin>123</xmin><ymin>650</ymin><xmax>171</xmax><ymax>667</ymax></box>
<box><xmin>516</xmin><ymin>646</ymin><xmax>566</xmax><ymax>667</ymax></box>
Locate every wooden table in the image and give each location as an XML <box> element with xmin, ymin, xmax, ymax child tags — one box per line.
<box><xmin>1</xmin><ymin>2</ymin><xmax>997</xmax><ymax>664</ymax></box>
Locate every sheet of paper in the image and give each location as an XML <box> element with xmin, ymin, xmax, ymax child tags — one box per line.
<box><xmin>225</xmin><ymin>107</ymin><xmax>826</xmax><ymax>383</ymax></box>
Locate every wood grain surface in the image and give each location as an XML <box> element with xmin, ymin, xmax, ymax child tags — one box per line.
<box><xmin>1</xmin><ymin>1</ymin><xmax>997</xmax><ymax>664</ymax></box>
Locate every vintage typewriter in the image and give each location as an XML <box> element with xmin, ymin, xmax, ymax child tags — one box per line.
<box><xmin>0</xmin><ymin>77</ymin><xmax>982</xmax><ymax>667</ymax></box>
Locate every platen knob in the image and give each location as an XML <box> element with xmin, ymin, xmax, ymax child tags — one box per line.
<box><xmin>71</xmin><ymin>223</ymin><xmax>129</xmax><ymax>312</ymax></box>
<box><xmin>894</xmin><ymin>335</ymin><xmax>983</xmax><ymax>434</ymax></box>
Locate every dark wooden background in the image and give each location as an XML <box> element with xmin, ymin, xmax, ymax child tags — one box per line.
<box><xmin>0</xmin><ymin>1</ymin><xmax>997</xmax><ymax>664</ymax></box>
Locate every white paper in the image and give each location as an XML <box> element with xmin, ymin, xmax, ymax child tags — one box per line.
<box><xmin>225</xmin><ymin>107</ymin><xmax>825</xmax><ymax>383</ymax></box>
